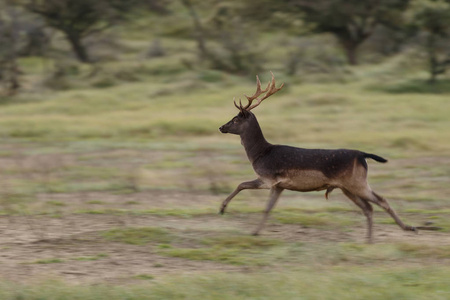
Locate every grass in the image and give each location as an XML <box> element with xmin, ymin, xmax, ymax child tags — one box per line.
<box><xmin>1</xmin><ymin>65</ymin><xmax>449</xmax><ymax>156</ymax></box>
<box><xmin>45</xmin><ymin>200</ymin><xmax>66</xmax><ymax>207</ymax></box>
<box><xmin>73</xmin><ymin>254</ymin><xmax>109</xmax><ymax>261</ymax></box>
<box><xmin>101</xmin><ymin>227</ymin><xmax>285</xmax><ymax>266</ymax></box>
<box><xmin>86</xmin><ymin>200</ymin><xmax>105</xmax><ymax>205</ymax></box>
<box><xmin>0</xmin><ymin>266</ymin><xmax>449</xmax><ymax>300</ymax></box>
<box><xmin>73</xmin><ymin>207</ymin><xmax>218</xmax><ymax>217</ymax></box>
<box><xmin>203</xmin><ymin>235</ymin><xmax>282</xmax><ymax>249</ymax></box>
<box><xmin>33</xmin><ymin>258</ymin><xmax>64</xmax><ymax>264</ymax></box>
<box><xmin>134</xmin><ymin>274</ymin><xmax>155</xmax><ymax>280</ymax></box>
<box><xmin>396</xmin><ymin>243</ymin><xmax>450</xmax><ymax>259</ymax></box>
<box><xmin>101</xmin><ymin>227</ymin><xmax>173</xmax><ymax>245</ymax></box>
<box><xmin>373</xmin><ymin>79</ymin><xmax>450</xmax><ymax>94</ymax></box>
<box><xmin>160</xmin><ymin>235</ymin><xmax>283</xmax><ymax>266</ymax></box>
<box><xmin>273</xmin><ymin>210</ymin><xmax>356</xmax><ymax>228</ymax></box>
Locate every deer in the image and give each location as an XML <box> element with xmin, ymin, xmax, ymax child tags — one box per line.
<box><xmin>218</xmin><ymin>72</ymin><xmax>417</xmax><ymax>243</ymax></box>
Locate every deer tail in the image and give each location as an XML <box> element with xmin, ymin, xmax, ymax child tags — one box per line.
<box><xmin>363</xmin><ymin>153</ymin><xmax>388</xmax><ymax>163</ymax></box>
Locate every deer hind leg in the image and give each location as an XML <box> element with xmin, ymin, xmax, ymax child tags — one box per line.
<box><xmin>365</xmin><ymin>191</ymin><xmax>417</xmax><ymax>233</ymax></box>
<box><xmin>219</xmin><ymin>179</ymin><xmax>268</xmax><ymax>215</ymax></box>
<box><xmin>252</xmin><ymin>186</ymin><xmax>283</xmax><ymax>236</ymax></box>
<box><xmin>342</xmin><ymin>189</ymin><xmax>374</xmax><ymax>243</ymax></box>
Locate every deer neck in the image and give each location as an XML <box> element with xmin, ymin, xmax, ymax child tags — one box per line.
<box><xmin>240</xmin><ymin>118</ymin><xmax>271</xmax><ymax>164</ymax></box>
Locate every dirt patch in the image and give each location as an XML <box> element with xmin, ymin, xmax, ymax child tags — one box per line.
<box><xmin>0</xmin><ymin>214</ymin><xmax>243</xmax><ymax>284</ymax></box>
<box><xmin>0</xmin><ymin>210</ymin><xmax>448</xmax><ymax>284</ymax></box>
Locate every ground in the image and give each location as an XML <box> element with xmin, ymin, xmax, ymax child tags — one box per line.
<box><xmin>1</xmin><ymin>168</ymin><xmax>448</xmax><ymax>285</ymax></box>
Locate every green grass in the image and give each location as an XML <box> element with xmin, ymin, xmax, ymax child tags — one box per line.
<box><xmin>273</xmin><ymin>210</ymin><xmax>356</xmax><ymax>228</ymax></box>
<box><xmin>45</xmin><ymin>201</ymin><xmax>66</xmax><ymax>207</ymax></box>
<box><xmin>203</xmin><ymin>235</ymin><xmax>282</xmax><ymax>249</ymax></box>
<box><xmin>404</xmin><ymin>208</ymin><xmax>450</xmax><ymax>214</ymax></box>
<box><xmin>134</xmin><ymin>274</ymin><xmax>155</xmax><ymax>280</ymax></box>
<box><xmin>160</xmin><ymin>235</ymin><xmax>283</xmax><ymax>266</ymax></box>
<box><xmin>0</xmin><ymin>266</ymin><xmax>449</xmax><ymax>300</ymax></box>
<box><xmin>86</xmin><ymin>200</ymin><xmax>106</xmax><ymax>205</ymax></box>
<box><xmin>139</xmin><ymin>208</ymin><xmax>218</xmax><ymax>217</ymax></box>
<box><xmin>73</xmin><ymin>207</ymin><xmax>218</xmax><ymax>217</ymax></box>
<box><xmin>33</xmin><ymin>258</ymin><xmax>64</xmax><ymax>264</ymax></box>
<box><xmin>396</xmin><ymin>243</ymin><xmax>450</xmax><ymax>259</ymax></box>
<box><xmin>1</xmin><ymin>64</ymin><xmax>449</xmax><ymax>156</ymax></box>
<box><xmin>101</xmin><ymin>227</ymin><xmax>173</xmax><ymax>245</ymax></box>
<box><xmin>101</xmin><ymin>228</ymin><xmax>284</xmax><ymax>266</ymax></box>
<box><xmin>72</xmin><ymin>254</ymin><xmax>109</xmax><ymax>261</ymax></box>
<box><xmin>373</xmin><ymin>79</ymin><xmax>450</xmax><ymax>94</ymax></box>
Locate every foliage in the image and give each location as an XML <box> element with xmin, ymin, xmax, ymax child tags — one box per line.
<box><xmin>410</xmin><ymin>0</ymin><xmax>450</xmax><ymax>83</ymax></box>
<box><xmin>181</xmin><ymin>0</ymin><xmax>263</xmax><ymax>74</ymax></box>
<box><xmin>238</xmin><ymin>0</ymin><xmax>412</xmax><ymax>65</ymax></box>
<box><xmin>289</xmin><ymin>0</ymin><xmax>411</xmax><ymax>65</ymax></box>
<box><xmin>285</xmin><ymin>35</ymin><xmax>346</xmax><ymax>76</ymax></box>
<box><xmin>26</xmin><ymin>0</ymin><xmax>168</xmax><ymax>62</ymax></box>
<box><xmin>0</xmin><ymin>0</ymin><xmax>449</xmax><ymax>86</ymax></box>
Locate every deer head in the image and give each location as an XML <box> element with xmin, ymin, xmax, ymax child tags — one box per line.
<box><xmin>219</xmin><ymin>72</ymin><xmax>284</xmax><ymax>135</ymax></box>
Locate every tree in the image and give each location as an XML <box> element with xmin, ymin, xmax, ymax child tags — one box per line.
<box><xmin>180</xmin><ymin>0</ymin><xmax>210</xmax><ymax>61</ymax></box>
<box><xmin>26</xmin><ymin>0</ymin><xmax>168</xmax><ymax>63</ymax></box>
<box><xmin>412</xmin><ymin>0</ymin><xmax>450</xmax><ymax>83</ymax></box>
<box><xmin>0</xmin><ymin>3</ymin><xmax>21</xmax><ymax>95</ymax></box>
<box><xmin>181</xmin><ymin>0</ymin><xmax>263</xmax><ymax>74</ymax></box>
<box><xmin>287</xmin><ymin>0</ymin><xmax>411</xmax><ymax>65</ymax></box>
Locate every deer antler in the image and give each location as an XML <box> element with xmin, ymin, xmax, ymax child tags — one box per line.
<box><xmin>234</xmin><ymin>72</ymin><xmax>284</xmax><ymax>112</ymax></box>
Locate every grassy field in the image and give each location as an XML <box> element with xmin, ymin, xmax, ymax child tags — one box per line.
<box><xmin>0</xmin><ymin>21</ymin><xmax>449</xmax><ymax>299</ymax></box>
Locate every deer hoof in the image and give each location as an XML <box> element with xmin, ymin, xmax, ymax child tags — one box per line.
<box><xmin>406</xmin><ymin>226</ymin><xmax>418</xmax><ymax>234</ymax></box>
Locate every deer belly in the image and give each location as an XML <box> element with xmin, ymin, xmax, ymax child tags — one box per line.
<box><xmin>276</xmin><ymin>169</ymin><xmax>329</xmax><ymax>192</ymax></box>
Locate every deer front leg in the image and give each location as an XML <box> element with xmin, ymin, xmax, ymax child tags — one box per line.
<box><xmin>220</xmin><ymin>179</ymin><xmax>267</xmax><ymax>215</ymax></box>
<box><xmin>252</xmin><ymin>186</ymin><xmax>284</xmax><ymax>236</ymax></box>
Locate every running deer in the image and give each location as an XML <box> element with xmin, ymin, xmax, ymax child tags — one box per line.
<box><xmin>218</xmin><ymin>72</ymin><xmax>417</xmax><ymax>243</ymax></box>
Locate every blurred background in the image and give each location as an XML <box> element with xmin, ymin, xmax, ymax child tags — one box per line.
<box><xmin>0</xmin><ymin>0</ymin><xmax>449</xmax><ymax>299</ymax></box>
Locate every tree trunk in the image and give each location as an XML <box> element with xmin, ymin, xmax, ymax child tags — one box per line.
<box><xmin>66</xmin><ymin>32</ymin><xmax>90</xmax><ymax>63</ymax></box>
<box><xmin>426</xmin><ymin>33</ymin><xmax>439</xmax><ymax>84</ymax></box>
<box><xmin>340</xmin><ymin>39</ymin><xmax>359</xmax><ymax>65</ymax></box>
<box><xmin>180</xmin><ymin>0</ymin><xmax>209</xmax><ymax>60</ymax></box>
<box><xmin>0</xmin><ymin>4</ymin><xmax>21</xmax><ymax>94</ymax></box>
<box><xmin>180</xmin><ymin>0</ymin><xmax>230</xmax><ymax>71</ymax></box>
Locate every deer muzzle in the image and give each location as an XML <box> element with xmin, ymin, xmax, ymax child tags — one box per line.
<box><xmin>219</xmin><ymin>125</ymin><xmax>228</xmax><ymax>133</ymax></box>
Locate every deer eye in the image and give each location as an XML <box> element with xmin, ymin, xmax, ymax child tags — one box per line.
<box><xmin>232</xmin><ymin>118</ymin><xmax>238</xmax><ymax>123</ymax></box>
